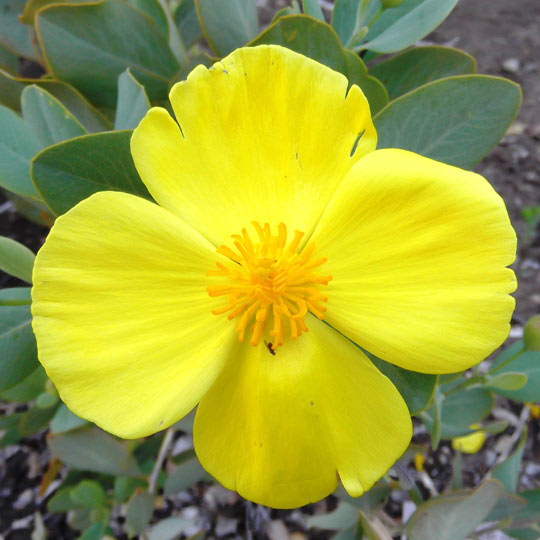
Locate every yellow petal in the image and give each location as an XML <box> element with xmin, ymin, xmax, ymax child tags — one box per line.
<box><xmin>452</xmin><ymin>430</ymin><xmax>486</xmax><ymax>454</ymax></box>
<box><xmin>193</xmin><ymin>316</ymin><xmax>411</xmax><ymax>508</ymax></box>
<box><xmin>32</xmin><ymin>192</ymin><xmax>237</xmax><ymax>439</ymax></box>
<box><xmin>311</xmin><ymin>149</ymin><xmax>517</xmax><ymax>374</ymax></box>
<box><xmin>131</xmin><ymin>45</ymin><xmax>376</xmax><ymax>246</ymax></box>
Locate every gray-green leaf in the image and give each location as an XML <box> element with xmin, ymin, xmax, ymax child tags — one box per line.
<box><xmin>196</xmin><ymin>0</ymin><xmax>258</xmax><ymax>56</ymax></box>
<box><xmin>114</xmin><ymin>70</ymin><xmax>151</xmax><ymax>130</ymax></box>
<box><xmin>0</xmin><ymin>236</ymin><xmax>35</xmax><ymax>283</ymax></box>
<box><xmin>405</xmin><ymin>479</ymin><xmax>505</xmax><ymax>540</ymax></box>
<box><xmin>374</xmin><ymin>75</ymin><xmax>522</xmax><ymax>169</ymax></box>
<box><xmin>0</xmin><ymin>105</ymin><xmax>42</xmax><ymax>198</ymax></box>
<box><xmin>48</xmin><ymin>425</ymin><xmax>142</xmax><ymax>476</ymax></box>
<box><xmin>36</xmin><ymin>0</ymin><xmax>180</xmax><ymax>108</ymax></box>
<box><xmin>360</xmin><ymin>0</ymin><xmax>459</xmax><ymax>54</ymax></box>
<box><xmin>21</xmin><ymin>85</ymin><xmax>87</xmax><ymax>147</ymax></box>
<box><xmin>31</xmin><ymin>130</ymin><xmax>151</xmax><ymax>215</ymax></box>
<box><xmin>368</xmin><ymin>46</ymin><xmax>476</xmax><ymax>100</ymax></box>
<box><xmin>0</xmin><ymin>288</ymin><xmax>39</xmax><ymax>391</ymax></box>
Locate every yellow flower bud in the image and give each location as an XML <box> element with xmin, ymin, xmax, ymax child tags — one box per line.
<box><xmin>452</xmin><ymin>426</ymin><xmax>486</xmax><ymax>454</ymax></box>
<box><xmin>526</xmin><ymin>402</ymin><xmax>540</xmax><ymax>419</ymax></box>
<box><xmin>414</xmin><ymin>453</ymin><xmax>425</xmax><ymax>472</ymax></box>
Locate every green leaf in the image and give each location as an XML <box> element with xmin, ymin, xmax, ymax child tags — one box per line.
<box><xmin>48</xmin><ymin>488</ymin><xmax>81</xmax><ymax>512</ymax></box>
<box><xmin>78</xmin><ymin>523</ymin><xmax>113</xmax><ymax>540</ymax></box>
<box><xmin>114</xmin><ymin>476</ymin><xmax>147</xmax><ymax>503</ymax></box>
<box><xmin>441</xmin><ymin>388</ymin><xmax>494</xmax><ymax>438</ymax></box>
<box><xmin>0</xmin><ymin>411</ymin><xmax>23</xmax><ymax>430</ymax></box>
<box><xmin>505</xmin><ymin>526</ymin><xmax>540</xmax><ymax>540</ymax></box>
<box><xmin>368</xmin><ymin>46</ymin><xmax>476</xmax><ymax>100</ymax></box>
<box><xmin>502</xmin><ymin>490</ymin><xmax>540</xmax><ymax>539</ymax></box>
<box><xmin>164</xmin><ymin>450</ymin><xmax>208</xmax><ymax>495</ymax></box>
<box><xmin>0</xmin><ymin>70</ymin><xmax>110</xmax><ymax>132</ymax></box>
<box><xmin>484</xmin><ymin>372</ymin><xmax>528</xmax><ymax>391</ymax></box>
<box><xmin>374</xmin><ymin>75</ymin><xmax>522</xmax><ymax>169</ymax></box>
<box><xmin>31</xmin><ymin>130</ymin><xmax>151</xmax><ymax>215</ymax></box>
<box><xmin>0</xmin><ymin>365</ymin><xmax>46</xmax><ymax>402</ymax></box>
<box><xmin>307</xmin><ymin>501</ymin><xmax>358</xmax><ymax>530</ymax></box>
<box><xmin>334</xmin><ymin>480</ymin><xmax>391</xmax><ymax>512</ymax></box>
<box><xmin>0</xmin><ymin>105</ymin><xmax>42</xmax><ymax>198</ymax></box>
<box><xmin>331</xmin><ymin>0</ymin><xmax>363</xmax><ymax>47</ymax></box>
<box><xmin>482</xmin><ymin>420</ymin><xmax>509</xmax><ymax>435</ymax></box>
<box><xmin>129</xmin><ymin>0</ymin><xmax>168</xmax><ymax>35</ymax></box>
<box><xmin>492</xmin><ymin>429</ymin><xmax>527</xmax><ymax>494</ymax></box>
<box><xmin>0</xmin><ymin>0</ymin><xmax>38</xmax><ymax>59</ymax></box>
<box><xmin>486</xmin><ymin>490</ymin><xmax>528</xmax><ymax>522</ymax></box>
<box><xmin>130</xmin><ymin>0</ymin><xmax>188</xmax><ymax>67</ymax></box>
<box><xmin>195</xmin><ymin>0</ymin><xmax>258</xmax><ymax>57</ymax></box>
<box><xmin>332</xmin><ymin>525</ymin><xmax>362</xmax><ymax>540</ymax></box>
<box><xmin>0</xmin><ymin>298</ymin><xmax>39</xmax><ymax>391</ymax></box>
<box><xmin>70</xmin><ymin>480</ymin><xmax>107</xmax><ymax>509</ymax></box>
<box><xmin>50</xmin><ymin>404</ymin><xmax>89</xmax><ymax>434</ymax></box>
<box><xmin>249</xmin><ymin>15</ymin><xmax>347</xmax><ymax>75</ymax></box>
<box><xmin>174</xmin><ymin>0</ymin><xmax>202</xmax><ymax>48</ymax></box>
<box><xmin>114</xmin><ymin>70</ymin><xmax>151</xmax><ymax>130</ymax></box>
<box><xmin>48</xmin><ymin>426</ymin><xmax>142</xmax><ymax>476</ymax></box>
<box><xmin>429</xmin><ymin>387</ymin><xmax>443</xmax><ymax>449</ymax></box>
<box><xmin>422</xmin><ymin>387</ymin><xmax>494</xmax><ymax>438</ymax></box>
<box><xmin>0</xmin><ymin>42</ymin><xmax>19</xmax><ymax>74</ymax></box>
<box><xmin>344</xmin><ymin>50</ymin><xmax>388</xmax><ymax>115</ymax></box>
<box><xmin>36</xmin><ymin>391</ymin><xmax>59</xmax><ymax>409</ymax></box>
<box><xmin>405</xmin><ymin>479</ymin><xmax>505</xmax><ymax>540</ymax></box>
<box><xmin>366</xmin><ymin>351</ymin><xmax>437</xmax><ymax>415</ymax></box>
<box><xmin>68</xmin><ymin>507</ymin><xmax>93</xmax><ymax>531</ymax></box>
<box><xmin>0</xmin><ymin>412</ymin><xmax>23</xmax><ymax>447</ymax></box>
<box><xmin>21</xmin><ymin>85</ymin><xmax>87</xmax><ymax>146</ymax></box>
<box><xmin>489</xmin><ymin>341</ymin><xmax>540</xmax><ymax>402</ymax></box>
<box><xmin>0</xmin><ymin>236</ymin><xmax>35</xmax><ymax>282</ymax></box>
<box><xmin>0</xmin><ymin>287</ymin><xmax>31</xmax><ymax>306</ymax></box>
<box><xmin>20</xmin><ymin>0</ymin><xmax>95</xmax><ymax>24</ymax></box>
<box><xmin>354</xmin><ymin>74</ymin><xmax>388</xmax><ymax>115</ymax></box>
<box><xmin>148</xmin><ymin>517</ymin><xmax>196</xmax><ymax>540</ymax></box>
<box><xmin>36</xmin><ymin>0</ymin><xmax>181</xmax><ymax>107</ymax></box>
<box><xmin>271</xmin><ymin>2</ymin><xmax>301</xmax><ymax>23</ymax></box>
<box><xmin>19</xmin><ymin>403</ymin><xmax>58</xmax><ymax>436</ymax></box>
<box><xmin>126</xmin><ymin>491</ymin><xmax>154</xmax><ymax>535</ymax></box>
<box><xmin>302</xmin><ymin>0</ymin><xmax>324</xmax><ymax>20</ymax></box>
<box><xmin>360</xmin><ymin>0</ymin><xmax>459</xmax><ymax>54</ymax></box>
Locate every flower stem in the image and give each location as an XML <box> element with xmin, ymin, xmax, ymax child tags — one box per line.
<box><xmin>148</xmin><ymin>427</ymin><xmax>175</xmax><ymax>495</ymax></box>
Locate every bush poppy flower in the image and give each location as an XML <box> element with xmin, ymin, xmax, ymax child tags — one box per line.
<box><xmin>31</xmin><ymin>45</ymin><xmax>516</xmax><ymax>508</ymax></box>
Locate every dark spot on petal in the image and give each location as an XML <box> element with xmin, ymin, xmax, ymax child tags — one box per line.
<box><xmin>310</xmin><ymin>401</ymin><xmax>314</xmax><ymax>406</ymax></box>
<box><xmin>350</xmin><ymin>130</ymin><xmax>365</xmax><ymax>157</ymax></box>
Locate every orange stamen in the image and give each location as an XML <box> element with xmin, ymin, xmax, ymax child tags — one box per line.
<box><xmin>206</xmin><ymin>222</ymin><xmax>332</xmax><ymax>349</ymax></box>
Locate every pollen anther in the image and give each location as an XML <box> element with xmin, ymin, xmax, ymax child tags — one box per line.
<box><xmin>207</xmin><ymin>222</ymin><xmax>331</xmax><ymax>348</ymax></box>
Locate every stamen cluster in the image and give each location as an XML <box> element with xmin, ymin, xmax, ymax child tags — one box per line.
<box><xmin>207</xmin><ymin>222</ymin><xmax>331</xmax><ymax>349</ymax></box>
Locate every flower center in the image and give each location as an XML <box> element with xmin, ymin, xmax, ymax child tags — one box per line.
<box><xmin>207</xmin><ymin>222</ymin><xmax>331</xmax><ymax>350</ymax></box>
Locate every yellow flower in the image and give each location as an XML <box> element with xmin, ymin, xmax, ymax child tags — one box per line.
<box><xmin>452</xmin><ymin>426</ymin><xmax>487</xmax><ymax>454</ymax></box>
<box><xmin>526</xmin><ymin>402</ymin><xmax>540</xmax><ymax>419</ymax></box>
<box><xmin>414</xmin><ymin>453</ymin><xmax>426</xmax><ymax>473</ymax></box>
<box><xmin>31</xmin><ymin>45</ymin><xmax>516</xmax><ymax>509</ymax></box>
